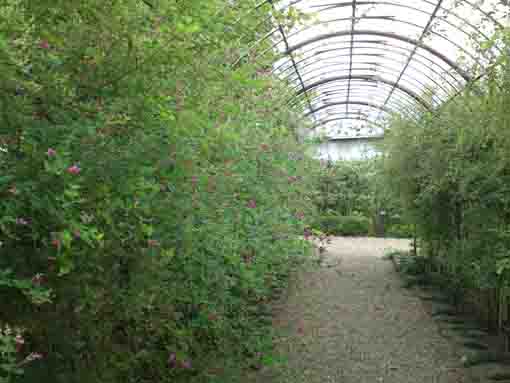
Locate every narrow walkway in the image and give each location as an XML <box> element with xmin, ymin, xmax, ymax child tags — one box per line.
<box><xmin>253</xmin><ymin>237</ymin><xmax>468</xmax><ymax>383</ymax></box>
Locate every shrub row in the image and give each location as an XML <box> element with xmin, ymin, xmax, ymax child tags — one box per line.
<box><xmin>315</xmin><ymin>215</ymin><xmax>371</xmax><ymax>236</ymax></box>
<box><xmin>0</xmin><ymin>2</ymin><xmax>317</xmax><ymax>382</ymax></box>
<box><xmin>312</xmin><ymin>160</ymin><xmax>413</xmax><ymax>238</ymax></box>
<box><xmin>382</xmin><ymin>35</ymin><xmax>510</xmax><ymax>294</ymax></box>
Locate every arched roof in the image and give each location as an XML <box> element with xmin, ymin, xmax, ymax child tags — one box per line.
<box><xmin>241</xmin><ymin>0</ymin><xmax>509</xmax><ymax>139</ymax></box>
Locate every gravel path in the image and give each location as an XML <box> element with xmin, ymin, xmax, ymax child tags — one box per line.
<box><xmin>252</xmin><ymin>237</ymin><xmax>469</xmax><ymax>383</ymax></box>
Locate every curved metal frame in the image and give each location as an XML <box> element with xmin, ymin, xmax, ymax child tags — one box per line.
<box><xmin>278</xmin><ymin>46</ymin><xmax>460</xmax><ymax>96</ymax></box>
<box><xmin>292</xmin><ymin>70</ymin><xmax>449</xmax><ymax>109</ymax></box>
<box><xmin>297</xmin><ymin>75</ymin><xmax>431</xmax><ymax>109</ymax></box>
<box><xmin>249</xmin><ymin>0</ymin><xmax>502</xmax><ymax>42</ymax></box>
<box><xmin>292</xmin><ymin>82</ymin><xmax>423</xmax><ymax>114</ymax></box>
<box><xmin>270</xmin><ymin>4</ymin><xmax>500</xmax><ymax>60</ymax></box>
<box><xmin>287</xmin><ymin>55</ymin><xmax>452</xmax><ymax>91</ymax></box>
<box><xmin>275</xmin><ymin>18</ymin><xmax>486</xmax><ymax>66</ymax></box>
<box><xmin>246</xmin><ymin>27</ymin><xmax>472</xmax><ymax>85</ymax></box>
<box><xmin>273</xmin><ymin>40</ymin><xmax>465</xmax><ymax>91</ymax></box>
<box><xmin>309</xmin><ymin>87</ymin><xmax>417</xmax><ymax>107</ymax></box>
<box><xmin>283</xmin><ymin>30</ymin><xmax>472</xmax><ymax>82</ymax></box>
<box><xmin>263</xmin><ymin>28</ymin><xmax>473</xmax><ymax>122</ymax></box>
<box><xmin>305</xmin><ymin>101</ymin><xmax>395</xmax><ymax>117</ymax></box>
<box><xmin>310</xmin><ymin>93</ymin><xmax>415</xmax><ymax>114</ymax></box>
<box><xmin>309</xmin><ymin>103</ymin><xmax>421</xmax><ymax>121</ymax></box>
<box><xmin>286</xmin><ymin>62</ymin><xmax>448</xmax><ymax>105</ymax></box>
<box><xmin>304</xmin><ymin>89</ymin><xmax>421</xmax><ymax>116</ymax></box>
<box><xmin>291</xmin><ymin>81</ymin><xmax>429</xmax><ymax>116</ymax></box>
<box><xmin>312</xmin><ymin>117</ymin><xmax>386</xmax><ymax>130</ymax></box>
<box><xmin>237</xmin><ymin>0</ymin><xmax>506</xmax><ymax>139</ymax></box>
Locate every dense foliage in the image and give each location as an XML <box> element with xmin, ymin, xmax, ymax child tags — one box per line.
<box><xmin>317</xmin><ymin>214</ymin><xmax>371</xmax><ymax>237</ymax></box>
<box><xmin>382</xmin><ymin>31</ymin><xmax>510</xmax><ymax>296</ymax></box>
<box><xmin>0</xmin><ymin>1</ymin><xmax>319</xmax><ymax>382</ymax></box>
<box><xmin>312</xmin><ymin>160</ymin><xmax>411</xmax><ymax>237</ymax></box>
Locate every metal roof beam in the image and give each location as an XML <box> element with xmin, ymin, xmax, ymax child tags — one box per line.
<box><xmin>282</xmin><ymin>52</ymin><xmax>456</xmax><ymax>97</ymax></box>
<box><xmin>378</xmin><ymin>0</ymin><xmax>445</xmax><ymax>120</ymax></box>
<box><xmin>284</xmin><ymin>30</ymin><xmax>471</xmax><ymax>82</ymax></box>
<box><xmin>291</xmin><ymin>82</ymin><xmax>423</xmax><ymax>115</ymax></box>
<box><xmin>267</xmin><ymin>0</ymin><xmax>317</xmax><ymax>121</ymax></box>
<box><xmin>273</xmin><ymin>41</ymin><xmax>464</xmax><ymax>90</ymax></box>
<box><xmin>297</xmin><ymin>75</ymin><xmax>432</xmax><ymax>110</ymax></box>
<box><xmin>346</xmin><ymin>0</ymin><xmax>357</xmax><ymax>116</ymax></box>
<box><xmin>305</xmin><ymin>101</ymin><xmax>394</xmax><ymax>117</ymax></box>
<box><xmin>285</xmin><ymin>62</ymin><xmax>449</xmax><ymax>102</ymax></box>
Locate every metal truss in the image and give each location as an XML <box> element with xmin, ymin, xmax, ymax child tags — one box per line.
<box><xmin>237</xmin><ymin>0</ymin><xmax>507</xmax><ymax>139</ymax></box>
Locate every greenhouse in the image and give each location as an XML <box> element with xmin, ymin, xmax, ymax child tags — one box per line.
<box><xmin>1</xmin><ymin>1</ymin><xmax>510</xmax><ymax>382</ymax></box>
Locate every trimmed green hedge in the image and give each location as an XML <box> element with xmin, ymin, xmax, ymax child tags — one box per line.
<box><xmin>385</xmin><ymin>223</ymin><xmax>414</xmax><ymax>238</ymax></box>
<box><xmin>316</xmin><ymin>215</ymin><xmax>371</xmax><ymax>236</ymax></box>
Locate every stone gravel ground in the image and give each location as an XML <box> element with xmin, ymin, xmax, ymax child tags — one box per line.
<box><xmin>248</xmin><ymin>237</ymin><xmax>471</xmax><ymax>383</ymax></box>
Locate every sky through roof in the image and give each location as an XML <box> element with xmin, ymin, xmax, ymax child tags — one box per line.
<box><xmin>261</xmin><ymin>0</ymin><xmax>509</xmax><ymax>139</ymax></box>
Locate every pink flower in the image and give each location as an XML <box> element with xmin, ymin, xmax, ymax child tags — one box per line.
<box><xmin>15</xmin><ymin>334</ymin><xmax>24</xmax><ymax>352</ymax></box>
<box><xmin>247</xmin><ymin>199</ymin><xmax>257</xmax><ymax>209</ymax></box>
<box><xmin>32</xmin><ymin>273</ymin><xmax>46</xmax><ymax>286</ymax></box>
<box><xmin>191</xmin><ymin>175</ymin><xmax>199</xmax><ymax>185</ymax></box>
<box><xmin>295</xmin><ymin>212</ymin><xmax>305</xmax><ymax>220</ymax></box>
<box><xmin>24</xmin><ymin>352</ymin><xmax>43</xmax><ymax>363</ymax></box>
<box><xmin>303</xmin><ymin>228</ymin><xmax>312</xmax><ymax>240</ymax></box>
<box><xmin>67</xmin><ymin>165</ymin><xmax>81</xmax><ymax>174</ymax></box>
<box><xmin>15</xmin><ymin>218</ymin><xmax>29</xmax><ymax>225</ymax></box>
<box><xmin>168</xmin><ymin>353</ymin><xmax>177</xmax><ymax>368</ymax></box>
<box><xmin>73</xmin><ymin>230</ymin><xmax>81</xmax><ymax>238</ymax></box>
<box><xmin>39</xmin><ymin>40</ymin><xmax>50</xmax><ymax>49</ymax></box>
<box><xmin>180</xmin><ymin>360</ymin><xmax>192</xmax><ymax>369</ymax></box>
<box><xmin>147</xmin><ymin>239</ymin><xmax>160</xmax><ymax>247</ymax></box>
<box><xmin>46</xmin><ymin>148</ymin><xmax>56</xmax><ymax>157</ymax></box>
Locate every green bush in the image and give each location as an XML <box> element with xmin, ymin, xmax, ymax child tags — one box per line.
<box><xmin>0</xmin><ymin>2</ymin><xmax>317</xmax><ymax>382</ymax></box>
<box><xmin>385</xmin><ymin>223</ymin><xmax>414</xmax><ymax>238</ymax></box>
<box><xmin>316</xmin><ymin>215</ymin><xmax>370</xmax><ymax>236</ymax></box>
<box><xmin>312</xmin><ymin>159</ymin><xmax>413</xmax><ymax>238</ymax></box>
<box><xmin>382</xmin><ymin>30</ymin><xmax>510</xmax><ymax>295</ymax></box>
